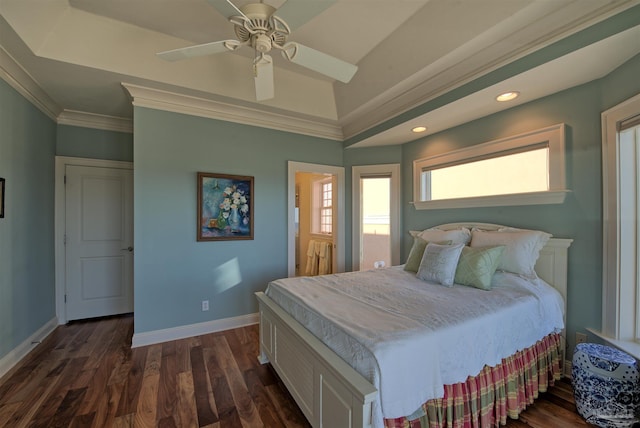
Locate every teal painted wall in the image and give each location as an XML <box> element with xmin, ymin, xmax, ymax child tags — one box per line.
<box><xmin>401</xmin><ymin>53</ymin><xmax>640</xmax><ymax>356</ymax></box>
<box><xmin>601</xmin><ymin>53</ymin><xmax>640</xmax><ymax>110</ymax></box>
<box><xmin>0</xmin><ymin>79</ymin><xmax>56</xmax><ymax>360</ymax></box>
<box><xmin>57</xmin><ymin>125</ymin><xmax>133</xmax><ymax>162</ymax></box>
<box><xmin>132</xmin><ymin>108</ymin><xmax>344</xmax><ymax>333</ymax></box>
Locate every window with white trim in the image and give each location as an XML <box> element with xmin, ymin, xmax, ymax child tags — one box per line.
<box><xmin>412</xmin><ymin>124</ymin><xmax>568</xmax><ymax>210</ymax></box>
<box><xmin>320</xmin><ymin>180</ymin><xmax>332</xmax><ymax>234</ymax></box>
<box><xmin>601</xmin><ymin>93</ymin><xmax>640</xmax><ymax>358</ymax></box>
<box><xmin>312</xmin><ymin>178</ymin><xmax>333</xmax><ymax>235</ymax></box>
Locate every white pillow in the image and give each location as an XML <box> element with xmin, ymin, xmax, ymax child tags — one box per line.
<box><xmin>469</xmin><ymin>228</ymin><xmax>551</xmax><ymax>278</ymax></box>
<box><xmin>417</xmin><ymin>243</ymin><xmax>465</xmax><ymax>287</ymax></box>
<box><xmin>413</xmin><ymin>227</ymin><xmax>471</xmax><ymax>245</ymax></box>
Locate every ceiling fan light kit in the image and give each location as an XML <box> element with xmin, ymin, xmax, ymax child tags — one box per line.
<box><xmin>157</xmin><ymin>0</ymin><xmax>358</xmax><ymax>101</ymax></box>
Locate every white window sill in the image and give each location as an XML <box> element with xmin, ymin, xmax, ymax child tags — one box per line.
<box><xmin>587</xmin><ymin>328</ymin><xmax>640</xmax><ymax>360</ymax></box>
<box><xmin>410</xmin><ymin>189</ymin><xmax>570</xmax><ymax>210</ymax></box>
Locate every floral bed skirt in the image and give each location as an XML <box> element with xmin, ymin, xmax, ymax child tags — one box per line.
<box><xmin>384</xmin><ymin>333</ymin><xmax>562</xmax><ymax>428</ymax></box>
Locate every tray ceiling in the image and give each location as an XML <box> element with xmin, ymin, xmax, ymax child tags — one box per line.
<box><xmin>1</xmin><ymin>0</ymin><xmax>639</xmax><ymax>145</ymax></box>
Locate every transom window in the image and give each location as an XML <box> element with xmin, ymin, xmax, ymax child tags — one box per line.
<box><xmin>424</xmin><ymin>146</ymin><xmax>549</xmax><ymax>200</ymax></box>
<box><xmin>412</xmin><ymin>124</ymin><xmax>568</xmax><ymax>210</ymax></box>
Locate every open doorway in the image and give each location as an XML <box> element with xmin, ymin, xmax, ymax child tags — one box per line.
<box><xmin>352</xmin><ymin>164</ymin><xmax>400</xmax><ymax>271</ymax></box>
<box><xmin>287</xmin><ymin>162</ymin><xmax>344</xmax><ymax>277</ymax></box>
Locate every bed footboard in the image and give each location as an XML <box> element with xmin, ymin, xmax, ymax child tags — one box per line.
<box><xmin>255</xmin><ymin>291</ymin><xmax>377</xmax><ymax>428</ymax></box>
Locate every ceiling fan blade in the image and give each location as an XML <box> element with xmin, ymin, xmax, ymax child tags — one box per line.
<box><xmin>254</xmin><ymin>54</ymin><xmax>274</xmax><ymax>101</ymax></box>
<box><xmin>275</xmin><ymin>0</ymin><xmax>335</xmax><ymax>30</ymax></box>
<box><xmin>157</xmin><ymin>40</ymin><xmax>236</xmax><ymax>61</ymax></box>
<box><xmin>206</xmin><ymin>0</ymin><xmax>248</xmax><ymax>20</ymax></box>
<box><xmin>282</xmin><ymin>43</ymin><xmax>358</xmax><ymax>83</ymax></box>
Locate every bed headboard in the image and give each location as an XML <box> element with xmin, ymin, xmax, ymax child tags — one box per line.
<box><xmin>435</xmin><ymin>222</ymin><xmax>573</xmax><ymax>308</ymax></box>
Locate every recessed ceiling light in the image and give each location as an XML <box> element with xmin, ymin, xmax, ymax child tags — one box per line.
<box><xmin>496</xmin><ymin>91</ymin><xmax>520</xmax><ymax>102</ymax></box>
<box><xmin>412</xmin><ymin>126</ymin><xmax>427</xmax><ymax>133</ymax></box>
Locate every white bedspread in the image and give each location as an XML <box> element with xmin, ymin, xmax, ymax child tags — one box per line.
<box><xmin>265</xmin><ymin>266</ymin><xmax>564</xmax><ymax>425</ymax></box>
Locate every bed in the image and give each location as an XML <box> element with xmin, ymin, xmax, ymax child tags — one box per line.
<box><xmin>255</xmin><ymin>223</ymin><xmax>572</xmax><ymax>428</ymax></box>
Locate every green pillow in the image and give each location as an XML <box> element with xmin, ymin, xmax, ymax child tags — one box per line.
<box><xmin>404</xmin><ymin>237</ymin><xmax>451</xmax><ymax>273</ymax></box>
<box><xmin>454</xmin><ymin>245</ymin><xmax>505</xmax><ymax>290</ymax></box>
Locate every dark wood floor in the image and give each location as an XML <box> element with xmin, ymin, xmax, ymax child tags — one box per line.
<box><xmin>0</xmin><ymin>315</ymin><xmax>592</xmax><ymax>427</ymax></box>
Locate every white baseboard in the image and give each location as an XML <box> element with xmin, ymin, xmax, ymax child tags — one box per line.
<box><xmin>0</xmin><ymin>317</ymin><xmax>59</xmax><ymax>380</ymax></box>
<box><xmin>132</xmin><ymin>313</ymin><xmax>259</xmax><ymax>348</ymax></box>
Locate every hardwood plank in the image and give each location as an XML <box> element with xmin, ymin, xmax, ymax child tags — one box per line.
<box><xmin>177</xmin><ymin>371</ymin><xmax>199</xmax><ymax>427</ymax></box>
<box><xmin>0</xmin><ymin>402</ymin><xmax>21</xmax><ymax>425</ymax></box>
<box><xmin>243</xmin><ymin>367</ymin><xmax>285</xmax><ymax>427</ymax></box>
<box><xmin>156</xmin><ymin>352</ymin><xmax>178</xmax><ymax>425</ymax></box>
<box><xmin>157</xmin><ymin>415</ymin><xmax>179</xmax><ymax>428</ymax></box>
<box><xmin>1</xmin><ymin>364</ymin><xmax>68</xmax><ymax>428</ymax></box>
<box><xmin>0</xmin><ymin>316</ymin><xmax>596</xmax><ymax>428</ymax></box>
<box><xmin>66</xmin><ymin>321</ymin><xmax>99</xmax><ymax>357</ymax></box>
<box><xmin>2</xmin><ymin>355</ymin><xmax>58</xmax><ymax>404</ymax></box>
<box><xmin>176</xmin><ymin>337</ymin><xmax>200</xmax><ymax>374</ymax></box>
<box><xmin>265</xmin><ymin>383</ymin><xmax>311</xmax><ymax>428</ymax></box>
<box><xmin>46</xmin><ymin>387</ymin><xmax>88</xmax><ymax>428</ymax></box>
<box><xmin>114</xmin><ymin>346</ymin><xmax>147</xmax><ymax>417</ymax></box>
<box><xmin>29</xmin><ymin>356</ymin><xmax>88</xmax><ymax>425</ymax></box>
<box><xmin>518</xmin><ymin>397</ymin><xmax>591</xmax><ymax>427</ymax></box>
<box><xmin>89</xmin><ymin>383</ymin><xmax>125</xmax><ymax>428</ymax></box>
<box><xmin>77</xmin><ymin>336</ymin><xmax>126</xmax><ymax>426</ymax></box>
<box><xmin>202</xmin><ymin>345</ymin><xmax>243</xmax><ymax>428</ymax></box>
<box><xmin>134</xmin><ymin>344</ymin><xmax>163</xmax><ymax>428</ymax></box>
<box><xmin>190</xmin><ymin>345</ymin><xmax>218</xmax><ymax>426</ymax></box>
<box><xmin>68</xmin><ymin>411</ymin><xmax>96</xmax><ymax>428</ymax></box>
<box><xmin>223</xmin><ymin>329</ymin><xmax>253</xmax><ymax>373</ymax></box>
<box><xmin>209</xmin><ymin>335</ymin><xmax>262</xmax><ymax>428</ymax></box>
<box><xmin>112</xmin><ymin>413</ymin><xmax>135</xmax><ymax>428</ymax></box>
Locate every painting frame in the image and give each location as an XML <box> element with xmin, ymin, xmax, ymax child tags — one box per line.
<box><xmin>197</xmin><ymin>172</ymin><xmax>254</xmax><ymax>241</ymax></box>
<box><xmin>0</xmin><ymin>178</ymin><xmax>4</xmax><ymax>218</ymax></box>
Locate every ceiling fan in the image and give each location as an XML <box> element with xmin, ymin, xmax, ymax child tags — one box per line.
<box><xmin>157</xmin><ymin>0</ymin><xmax>358</xmax><ymax>101</ymax></box>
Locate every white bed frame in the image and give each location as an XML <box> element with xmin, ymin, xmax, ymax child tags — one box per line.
<box><xmin>255</xmin><ymin>223</ymin><xmax>572</xmax><ymax>428</ymax></box>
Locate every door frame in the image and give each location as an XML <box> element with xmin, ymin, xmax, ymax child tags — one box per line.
<box><xmin>287</xmin><ymin>161</ymin><xmax>345</xmax><ymax>277</ymax></box>
<box><xmin>351</xmin><ymin>164</ymin><xmax>401</xmax><ymax>270</ymax></box>
<box><xmin>54</xmin><ymin>156</ymin><xmax>134</xmax><ymax>324</ymax></box>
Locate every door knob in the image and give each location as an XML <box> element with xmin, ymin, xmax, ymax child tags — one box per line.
<box><xmin>121</xmin><ymin>246</ymin><xmax>134</xmax><ymax>252</ymax></box>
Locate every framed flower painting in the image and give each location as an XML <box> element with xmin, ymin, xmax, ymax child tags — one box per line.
<box><xmin>197</xmin><ymin>172</ymin><xmax>254</xmax><ymax>241</ymax></box>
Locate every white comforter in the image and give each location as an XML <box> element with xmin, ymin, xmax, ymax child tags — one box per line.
<box><xmin>265</xmin><ymin>266</ymin><xmax>564</xmax><ymax>426</ymax></box>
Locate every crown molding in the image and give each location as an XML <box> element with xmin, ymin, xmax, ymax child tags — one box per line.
<box><xmin>0</xmin><ymin>45</ymin><xmax>61</xmax><ymax>121</ymax></box>
<box><xmin>339</xmin><ymin>0</ymin><xmax>640</xmax><ymax>141</ymax></box>
<box><xmin>57</xmin><ymin>109</ymin><xmax>133</xmax><ymax>133</ymax></box>
<box><xmin>122</xmin><ymin>83</ymin><xmax>344</xmax><ymax>141</ymax></box>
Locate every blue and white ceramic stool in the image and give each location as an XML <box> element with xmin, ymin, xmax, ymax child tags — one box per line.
<box><xmin>572</xmin><ymin>343</ymin><xmax>640</xmax><ymax>427</ymax></box>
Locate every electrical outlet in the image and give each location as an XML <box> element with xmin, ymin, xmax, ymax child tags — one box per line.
<box><xmin>202</xmin><ymin>300</ymin><xmax>209</xmax><ymax>311</ymax></box>
<box><xmin>576</xmin><ymin>332</ymin><xmax>587</xmax><ymax>344</ymax></box>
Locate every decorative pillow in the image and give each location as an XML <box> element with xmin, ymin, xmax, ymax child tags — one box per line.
<box><xmin>404</xmin><ymin>236</ymin><xmax>452</xmax><ymax>272</ymax></box>
<box><xmin>454</xmin><ymin>245</ymin><xmax>505</xmax><ymax>290</ymax></box>
<box><xmin>417</xmin><ymin>243</ymin><xmax>465</xmax><ymax>287</ymax></box>
<box><xmin>414</xmin><ymin>227</ymin><xmax>472</xmax><ymax>245</ymax></box>
<box><xmin>469</xmin><ymin>228</ymin><xmax>552</xmax><ymax>278</ymax></box>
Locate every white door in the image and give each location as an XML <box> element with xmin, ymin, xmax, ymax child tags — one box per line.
<box><xmin>65</xmin><ymin>165</ymin><xmax>133</xmax><ymax>320</ymax></box>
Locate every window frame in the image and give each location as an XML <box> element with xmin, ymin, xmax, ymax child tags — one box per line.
<box><xmin>352</xmin><ymin>164</ymin><xmax>401</xmax><ymax>270</ymax></box>
<box><xmin>319</xmin><ymin>179</ymin><xmax>333</xmax><ymax>235</ymax></box>
<box><xmin>412</xmin><ymin>123</ymin><xmax>569</xmax><ymax>210</ymax></box>
<box><xmin>596</xmin><ymin>93</ymin><xmax>640</xmax><ymax>359</ymax></box>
